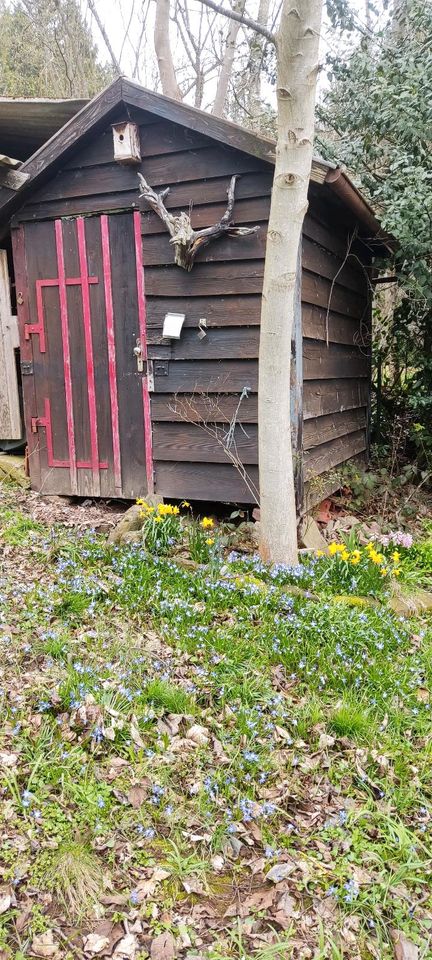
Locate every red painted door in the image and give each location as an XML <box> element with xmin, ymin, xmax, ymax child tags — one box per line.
<box><xmin>14</xmin><ymin>212</ymin><xmax>153</xmax><ymax>499</ymax></box>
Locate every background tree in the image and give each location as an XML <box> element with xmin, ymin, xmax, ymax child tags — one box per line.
<box><xmin>0</xmin><ymin>0</ymin><xmax>111</xmax><ymax>98</ymax></box>
<box><xmin>318</xmin><ymin>0</ymin><xmax>432</xmax><ymax>471</ymax></box>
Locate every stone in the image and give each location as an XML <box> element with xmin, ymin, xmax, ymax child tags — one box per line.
<box><xmin>299</xmin><ymin>515</ymin><xmax>327</xmax><ymax>551</ymax></box>
<box><xmin>389</xmin><ymin>588</ymin><xmax>432</xmax><ymax>617</ymax></box>
<box><xmin>122</xmin><ymin>530</ymin><xmax>142</xmax><ymax>545</ymax></box>
<box><xmin>107</xmin><ymin>504</ymin><xmax>145</xmax><ymax>544</ymax></box>
<box><xmin>0</xmin><ymin>453</ymin><xmax>29</xmax><ymax>488</ymax></box>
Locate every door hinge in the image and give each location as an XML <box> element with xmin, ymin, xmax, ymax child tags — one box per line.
<box><xmin>31</xmin><ymin>415</ymin><xmax>46</xmax><ymax>434</ymax></box>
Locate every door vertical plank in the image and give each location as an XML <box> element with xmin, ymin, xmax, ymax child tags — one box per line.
<box><xmin>133</xmin><ymin>210</ymin><xmax>154</xmax><ymax>493</ymax></box>
<box><xmin>101</xmin><ymin>215</ymin><xmax>122</xmax><ymax>495</ymax></box>
<box><xmin>11</xmin><ymin>226</ymin><xmax>41</xmax><ymax>486</ymax></box>
<box><xmin>54</xmin><ymin>219</ymin><xmax>78</xmax><ymax>494</ymax></box>
<box><xmin>0</xmin><ymin>250</ymin><xmax>22</xmax><ymax>440</ymax></box>
<box><xmin>76</xmin><ymin>218</ymin><xmax>100</xmax><ymax>495</ymax></box>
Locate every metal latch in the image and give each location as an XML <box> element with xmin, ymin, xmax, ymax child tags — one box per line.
<box><xmin>133</xmin><ymin>337</ymin><xmax>144</xmax><ymax>372</ymax></box>
<box><xmin>20</xmin><ymin>361</ymin><xmax>33</xmax><ymax>376</ymax></box>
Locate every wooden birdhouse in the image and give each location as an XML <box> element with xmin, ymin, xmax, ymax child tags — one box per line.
<box><xmin>111</xmin><ymin>121</ymin><xmax>141</xmax><ymax>165</ymax></box>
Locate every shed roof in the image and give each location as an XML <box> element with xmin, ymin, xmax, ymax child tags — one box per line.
<box><xmin>0</xmin><ymin>96</ymin><xmax>88</xmax><ymax>161</ymax></box>
<box><xmin>0</xmin><ymin>77</ymin><xmax>391</xmax><ymax>247</ymax></box>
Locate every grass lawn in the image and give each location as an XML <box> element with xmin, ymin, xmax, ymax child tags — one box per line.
<box><xmin>0</xmin><ymin>488</ymin><xmax>431</xmax><ymax>959</ymax></box>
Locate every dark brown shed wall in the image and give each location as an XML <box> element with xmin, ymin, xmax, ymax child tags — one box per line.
<box><xmin>14</xmin><ymin>107</ymin><xmax>371</xmax><ymax>505</ymax></box>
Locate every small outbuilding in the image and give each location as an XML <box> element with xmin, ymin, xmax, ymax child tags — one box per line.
<box><xmin>0</xmin><ymin>77</ymin><xmax>390</xmax><ymax>508</ymax></box>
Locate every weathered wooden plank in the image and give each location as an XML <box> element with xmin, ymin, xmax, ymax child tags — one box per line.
<box><xmin>141</xmin><ymin>228</ymin><xmax>367</xmax><ymax>294</ymax></box>
<box><xmin>64</xmin><ymin>119</ymin><xmax>216</xmax><ymax>168</ymax></box>
<box><xmin>142</xmin><ymin>227</ymin><xmax>267</xmax><ymax>265</ymax></box>
<box><xmin>153</xmin><ymin>421</ymin><xmax>258</xmax><ymax>463</ymax></box>
<box><xmin>303</xmin><ymin>211</ymin><xmax>352</xmax><ymax>259</ymax></box>
<box><xmin>151</xmin><ymin>392</ymin><xmax>258</xmax><ymax>422</ymax></box>
<box><xmin>303</xmin><ymin>378</ymin><xmax>369</xmax><ymax>419</ymax></box>
<box><xmin>152</xmin><ymin>408</ymin><xmax>366</xmax><ymax>463</ymax></box>
<box><xmin>302</xmin><ymin>237</ymin><xmax>367</xmax><ymax>294</ymax></box>
<box><xmin>11</xmin><ymin>225</ymin><xmax>41</xmax><ymax>487</ymax></box>
<box><xmin>151</xmin><ymin>344</ymin><xmax>367</xmax><ymax>392</ymax></box>
<box><xmin>302</xmin><ymin>339</ymin><xmax>369</xmax><ymax>379</ymax></box>
<box><xmin>153</xmin><ymin>360</ymin><xmax>257</xmax><ymax>393</ymax></box>
<box><xmin>304</xmin><ymin>429</ymin><xmax>367</xmax><ymax>479</ymax></box>
<box><xmin>146</xmin><ymin>294</ymin><xmax>263</xmax><ymax>328</ymax></box>
<box><xmin>16</xmin><ymin>191</ymin><xmax>141</xmax><ymax>222</ymax></box>
<box><xmin>154</xmin><ymin>459</ymin><xmax>259</xmax><ymax>502</ymax></box>
<box><xmin>148</xmin><ymin>326</ymin><xmax>260</xmax><ymax>360</ymax></box>
<box><xmin>144</xmin><ymin>261</ymin><xmax>264</xmax><ymax>297</ymax></box>
<box><xmin>303</xmin><ymin>408</ymin><xmax>366</xmax><ymax>449</ymax></box>
<box><xmin>22</xmin><ymin>173</ymin><xmax>273</xmax><ymax>223</ymax></box>
<box><xmin>34</xmin><ymin>147</ymin><xmax>267</xmax><ymax>203</ymax></box>
<box><xmin>0</xmin><ymin>250</ymin><xmax>22</xmax><ymax>439</ymax></box>
<box><xmin>302</xmin><ymin>303</ymin><xmax>367</xmax><ymax>345</ymax></box>
<box><xmin>151</xmin><ymin>393</ymin><xmax>368</xmax><ymax>443</ymax></box>
<box><xmin>302</xmin><ymin>270</ymin><xmax>367</xmax><ymax>319</ymax></box>
<box><xmin>141</xmin><ymin>196</ymin><xmax>271</xmax><ymax>236</ymax></box>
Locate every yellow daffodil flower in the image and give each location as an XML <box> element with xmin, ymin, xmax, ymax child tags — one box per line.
<box><xmin>350</xmin><ymin>550</ymin><xmax>361</xmax><ymax>565</ymax></box>
<box><xmin>328</xmin><ymin>542</ymin><xmax>344</xmax><ymax>556</ymax></box>
<box><xmin>393</xmin><ymin>567</ymin><xmax>401</xmax><ymax>576</ymax></box>
<box><xmin>341</xmin><ymin>550</ymin><xmax>350</xmax><ymax>562</ymax></box>
<box><xmin>392</xmin><ymin>551</ymin><xmax>401</xmax><ymax>564</ymax></box>
<box><xmin>201</xmin><ymin>517</ymin><xmax>214</xmax><ymax>529</ymax></box>
<box><xmin>206</xmin><ymin>538</ymin><xmax>215</xmax><ymax>546</ymax></box>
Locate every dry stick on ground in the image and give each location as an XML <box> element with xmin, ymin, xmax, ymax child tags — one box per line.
<box><xmin>169</xmin><ymin>392</ymin><xmax>260</xmax><ymax>503</ymax></box>
<box><xmin>138</xmin><ymin>173</ymin><xmax>259</xmax><ymax>270</ymax></box>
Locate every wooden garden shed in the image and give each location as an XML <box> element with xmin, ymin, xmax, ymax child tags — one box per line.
<box><xmin>0</xmin><ymin>77</ymin><xmax>390</xmax><ymax>508</ymax></box>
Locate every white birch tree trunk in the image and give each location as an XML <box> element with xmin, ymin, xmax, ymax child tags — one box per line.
<box><xmin>258</xmin><ymin>0</ymin><xmax>322</xmax><ymax>564</ymax></box>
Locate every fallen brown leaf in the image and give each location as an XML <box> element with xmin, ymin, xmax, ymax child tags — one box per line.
<box><xmin>390</xmin><ymin>930</ymin><xmax>419</xmax><ymax>960</ymax></box>
<box><xmin>150</xmin><ymin>931</ymin><xmax>176</xmax><ymax>960</ymax></box>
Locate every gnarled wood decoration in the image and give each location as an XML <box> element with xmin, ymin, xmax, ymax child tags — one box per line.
<box><xmin>137</xmin><ymin>173</ymin><xmax>259</xmax><ymax>270</ymax></box>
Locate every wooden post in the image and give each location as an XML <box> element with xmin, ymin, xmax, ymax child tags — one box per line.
<box><xmin>0</xmin><ymin>249</ymin><xmax>22</xmax><ymax>441</ymax></box>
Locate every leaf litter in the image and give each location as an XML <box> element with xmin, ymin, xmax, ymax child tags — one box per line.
<box><xmin>0</xmin><ymin>486</ymin><xmax>431</xmax><ymax>959</ymax></box>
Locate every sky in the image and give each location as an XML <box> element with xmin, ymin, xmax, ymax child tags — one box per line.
<box><xmin>81</xmin><ymin>0</ymin><xmax>383</xmax><ymax>109</ymax></box>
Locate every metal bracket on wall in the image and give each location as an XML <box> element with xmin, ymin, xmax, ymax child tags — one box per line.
<box><xmin>154</xmin><ymin>359</ymin><xmax>169</xmax><ymax>377</ymax></box>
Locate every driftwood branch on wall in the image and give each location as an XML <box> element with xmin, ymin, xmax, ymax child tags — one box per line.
<box><xmin>137</xmin><ymin>173</ymin><xmax>259</xmax><ymax>270</ymax></box>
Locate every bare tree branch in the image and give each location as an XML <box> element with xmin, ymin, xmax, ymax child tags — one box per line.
<box><xmin>87</xmin><ymin>0</ymin><xmax>122</xmax><ymax>73</ymax></box>
<box><xmin>138</xmin><ymin>173</ymin><xmax>259</xmax><ymax>270</ymax></box>
<box><xmin>195</xmin><ymin>0</ymin><xmax>275</xmax><ymax>43</ymax></box>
